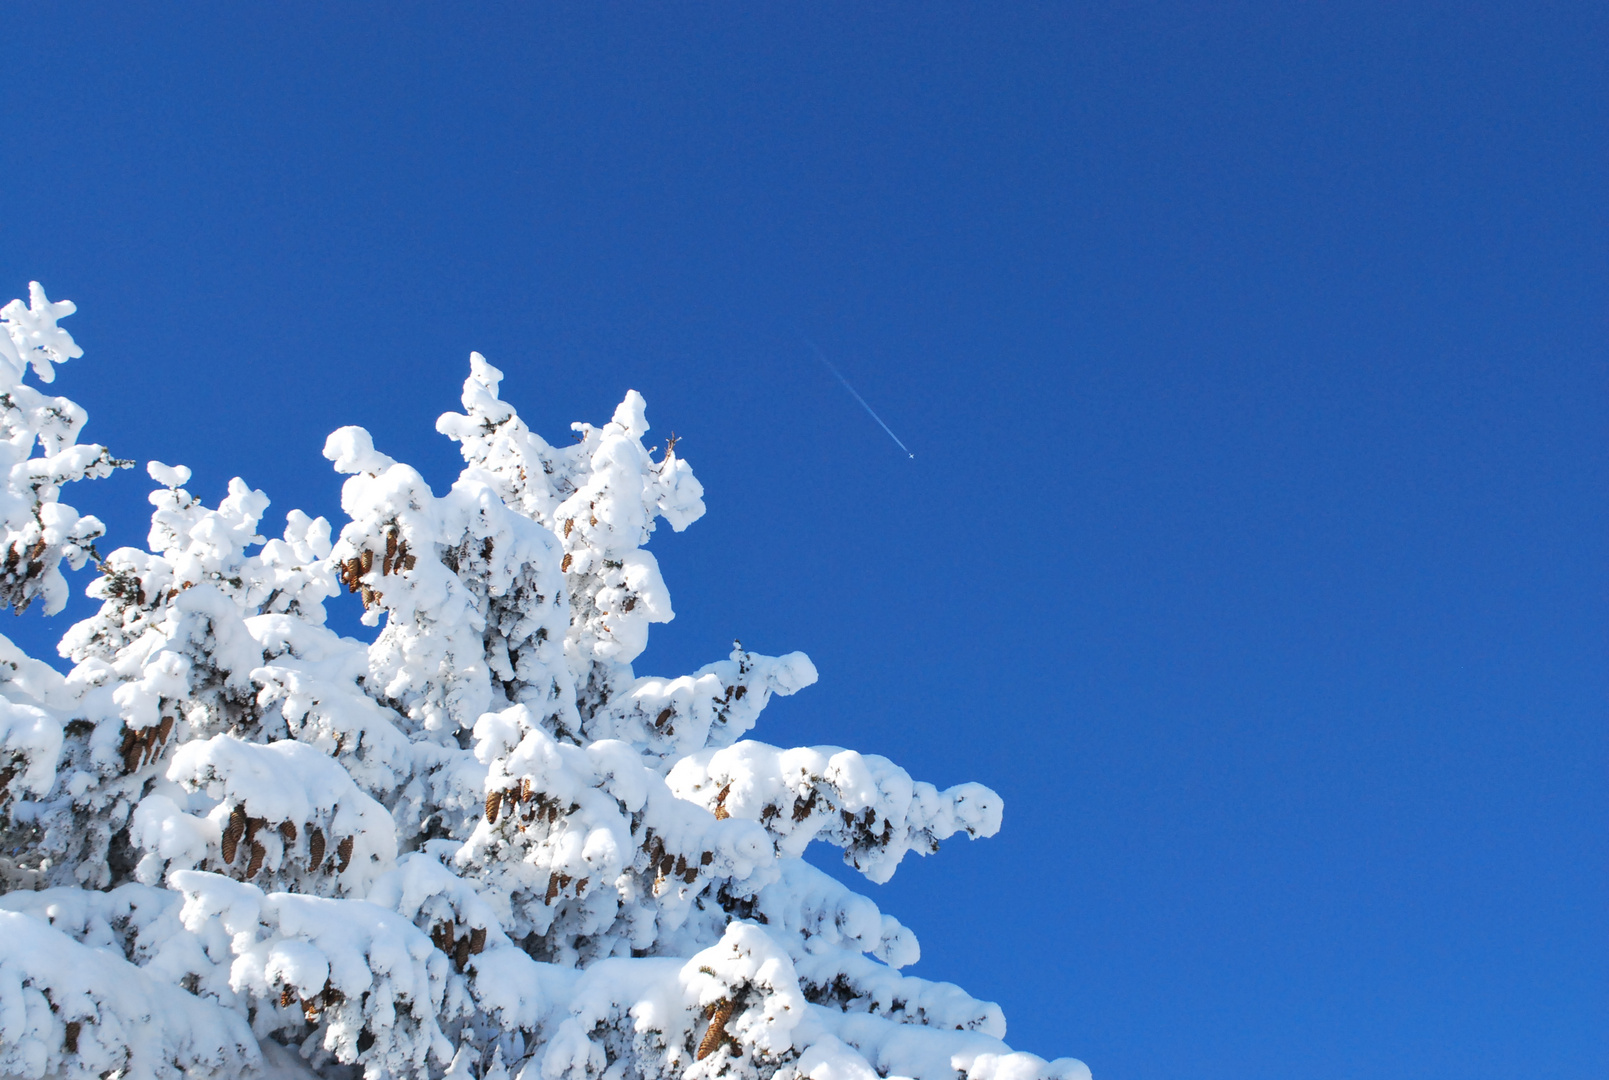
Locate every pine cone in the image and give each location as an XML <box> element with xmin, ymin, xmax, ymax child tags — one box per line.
<box><xmin>335</xmin><ymin>835</ymin><xmax>355</xmax><ymax>871</ymax></box>
<box><xmin>222</xmin><ymin>805</ymin><xmax>247</xmax><ymax>864</ymax></box>
<box><xmin>697</xmin><ymin>998</ymin><xmax>736</xmax><ymax>1060</ymax></box>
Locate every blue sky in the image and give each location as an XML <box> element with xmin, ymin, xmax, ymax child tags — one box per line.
<box><xmin>3</xmin><ymin>4</ymin><xmax>1605</xmax><ymax>1077</ymax></box>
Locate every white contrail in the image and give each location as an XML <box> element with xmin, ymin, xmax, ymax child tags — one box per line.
<box><xmin>804</xmin><ymin>340</ymin><xmax>915</xmax><ymax>459</ymax></box>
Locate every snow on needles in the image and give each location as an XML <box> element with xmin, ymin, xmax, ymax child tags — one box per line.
<box><xmin>0</xmin><ymin>285</ymin><xmax>1089</xmax><ymax>1080</ymax></box>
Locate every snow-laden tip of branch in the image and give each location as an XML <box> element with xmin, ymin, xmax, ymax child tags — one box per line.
<box><xmin>0</xmin><ymin>282</ymin><xmax>129</xmax><ymax>615</ymax></box>
<box><xmin>0</xmin><ymin>282</ymin><xmax>82</xmax><ymax>384</ymax></box>
<box><xmin>610</xmin><ymin>389</ymin><xmax>649</xmax><ymax>438</ymax></box>
<box><xmin>668</xmin><ymin>741</ymin><xmax>1004</xmax><ymax>883</ymax></box>
<box><xmin>322</xmin><ymin>426</ymin><xmax>396</xmax><ymax>476</ymax></box>
<box><xmin>147</xmin><ymin>461</ymin><xmax>192</xmax><ymax>489</ymax></box>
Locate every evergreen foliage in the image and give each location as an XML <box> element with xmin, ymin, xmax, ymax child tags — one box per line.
<box><xmin>0</xmin><ymin>285</ymin><xmax>1087</xmax><ymax>1080</ymax></box>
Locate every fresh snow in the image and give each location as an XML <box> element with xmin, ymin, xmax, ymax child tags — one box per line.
<box><xmin>0</xmin><ymin>288</ymin><xmax>1088</xmax><ymax>1080</ymax></box>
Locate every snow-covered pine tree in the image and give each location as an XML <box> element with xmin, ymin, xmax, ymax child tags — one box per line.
<box><xmin>0</xmin><ymin>283</ymin><xmax>1089</xmax><ymax>1080</ymax></box>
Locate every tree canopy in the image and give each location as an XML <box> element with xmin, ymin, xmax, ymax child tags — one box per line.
<box><xmin>0</xmin><ymin>284</ymin><xmax>1085</xmax><ymax>1080</ymax></box>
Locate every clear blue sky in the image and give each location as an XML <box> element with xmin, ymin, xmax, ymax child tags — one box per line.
<box><xmin>3</xmin><ymin>5</ymin><xmax>1604</xmax><ymax>1077</ymax></box>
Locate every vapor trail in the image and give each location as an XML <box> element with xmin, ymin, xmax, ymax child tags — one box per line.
<box><xmin>804</xmin><ymin>340</ymin><xmax>915</xmax><ymax>459</ymax></box>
